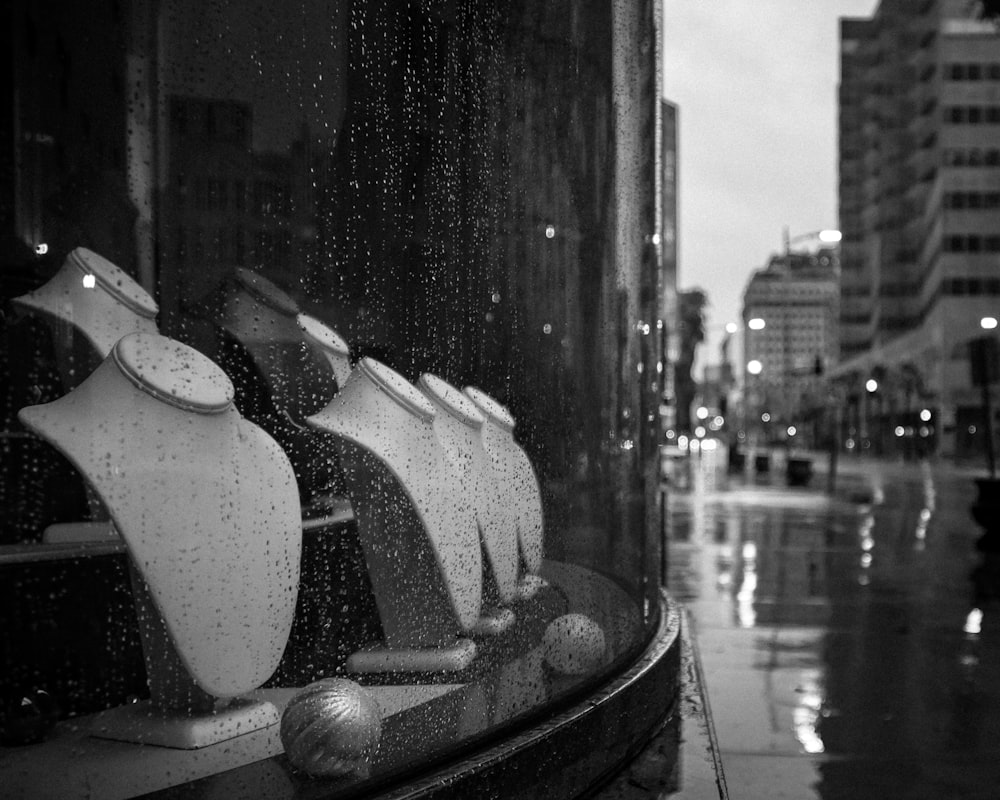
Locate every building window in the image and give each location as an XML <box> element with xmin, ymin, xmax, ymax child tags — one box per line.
<box><xmin>943</xmin><ymin>105</ymin><xmax>1000</xmax><ymax>124</ymax></box>
<box><xmin>943</xmin><ymin>148</ymin><xmax>1000</xmax><ymax>167</ymax></box>
<box><xmin>944</xmin><ymin>191</ymin><xmax>1000</xmax><ymax>208</ymax></box>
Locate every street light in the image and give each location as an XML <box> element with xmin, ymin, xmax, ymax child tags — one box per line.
<box><xmin>971</xmin><ymin>317</ymin><xmax>998</xmax><ymax>476</ymax></box>
<box><xmin>864</xmin><ymin>377</ymin><xmax>882</xmax><ymax>455</ymax></box>
<box><xmin>783</xmin><ymin>227</ymin><xmax>842</xmax><ymax>255</ymax></box>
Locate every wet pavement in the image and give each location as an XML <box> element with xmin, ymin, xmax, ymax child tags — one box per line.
<box><xmin>667</xmin><ymin>447</ymin><xmax>1000</xmax><ymax>799</ymax></box>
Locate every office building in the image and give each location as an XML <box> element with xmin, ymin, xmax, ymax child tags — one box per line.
<box><xmin>834</xmin><ymin>0</ymin><xmax>1000</xmax><ymax>458</ymax></box>
<box><xmin>742</xmin><ymin>248</ymin><xmax>840</xmax><ymax>445</ymax></box>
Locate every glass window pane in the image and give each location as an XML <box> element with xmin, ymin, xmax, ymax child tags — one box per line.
<box><xmin>1</xmin><ymin>0</ymin><xmax>665</xmax><ymax>796</ymax></box>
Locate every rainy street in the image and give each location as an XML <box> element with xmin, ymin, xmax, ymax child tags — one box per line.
<box><xmin>667</xmin><ymin>448</ymin><xmax>1000</xmax><ymax>799</ymax></box>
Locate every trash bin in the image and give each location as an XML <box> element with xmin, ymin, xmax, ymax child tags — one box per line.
<box><xmin>728</xmin><ymin>448</ymin><xmax>746</xmax><ymax>472</ymax></box>
<box><xmin>786</xmin><ymin>457</ymin><xmax>814</xmax><ymax>487</ymax></box>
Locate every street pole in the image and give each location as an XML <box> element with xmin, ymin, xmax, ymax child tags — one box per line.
<box><xmin>826</xmin><ymin>389</ymin><xmax>841</xmax><ymax>494</ymax></box>
<box><xmin>981</xmin><ymin>377</ymin><xmax>996</xmax><ymax>478</ymax></box>
<box><xmin>970</xmin><ymin>334</ymin><xmax>998</xmax><ymax>478</ymax></box>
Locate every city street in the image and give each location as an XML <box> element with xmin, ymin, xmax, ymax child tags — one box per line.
<box><xmin>668</xmin><ymin>448</ymin><xmax>1000</xmax><ymax>799</ymax></box>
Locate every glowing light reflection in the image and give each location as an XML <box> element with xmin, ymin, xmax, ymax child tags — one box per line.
<box><xmin>965</xmin><ymin>608</ymin><xmax>983</xmax><ymax>636</ymax></box>
<box><xmin>793</xmin><ymin>685</ymin><xmax>826</xmax><ymax>754</ymax></box>
<box><xmin>737</xmin><ymin>541</ymin><xmax>757</xmax><ymax>628</ymax></box>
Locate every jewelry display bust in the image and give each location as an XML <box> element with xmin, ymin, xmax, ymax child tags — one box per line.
<box><xmin>307</xmin><ymin>358</ymin><xmax>482</xmax><ymax>673</ymax></box>
<box><xmin>18</xmin><ymin>332</ymin><xmax>302</xmax><ymax>748</ymax></box>
<box><xmin>12</xmin><ymin>247</ymin><xmax>158</xmax><ymax>360</ymax></box>
<box><xmin>214</xmin><ymin>267</ymin><xmax>336</xmax><ymax>420</ymax></box>
<box><xmin>463</xmin><ymin>387</ymin><xmax>546</xmax><ymax>600</ymax></box>
<box><xmin>212</xmin><ymin>268</ymin><xmax>341</xmax><ymax>510</ymax></box>
<box><xmin>297</xmin><ymin>313</ymin><xmax>353</xmax><ymax>388</ymax></box>
<box><xmin>11</xmin><ymin>248</ymin><xmax>158</xmax><ymax>541</ymax></box>
<box><xmin>418</xmin><ymin>374</ymin><xmax>519</xmax><ymax>635</ymax></box>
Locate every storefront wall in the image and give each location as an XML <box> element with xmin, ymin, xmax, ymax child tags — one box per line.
<box><xmin>0</xmin><ymin>0</ymin><xmax>670</xmax><ymax>796</ymax></box>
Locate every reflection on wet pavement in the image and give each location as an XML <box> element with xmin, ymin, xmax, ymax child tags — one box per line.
<box><xmin>670</xmin><ymin>448</ymin><xmax>1000</xmax><ymax>799</ymax></box>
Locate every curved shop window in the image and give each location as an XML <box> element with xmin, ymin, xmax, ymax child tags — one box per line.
<box><xmin>0</xmin><ymin>0</ymin><xmax>668</xmax><ymax>797</ymax></box>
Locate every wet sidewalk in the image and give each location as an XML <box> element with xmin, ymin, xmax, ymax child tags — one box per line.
<box><xmin>668</xmin><ymin>449</ymin><xmax>1000</xmax><ymax>799</ymax></box>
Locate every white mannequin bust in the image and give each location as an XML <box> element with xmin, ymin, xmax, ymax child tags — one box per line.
<box><xmin>297</xmin><ymin>313</ymin><xmax>353</xmax><ymax>388</ymax></box>
<box><xmin>214</xmin><ymin>267</ymin><xmax>338</xmax><ymax>419</ymax></box>
<box><xmin>212</xmin><ymin>270</ymin><xmax>343</xmax><ymax>512</ymax></box>
<box><xmin>418</xmin><ymin>374</ymin><xmax>520</xmax><ymax>612</ymax></box>
<box><xmin>12</xmin><ymin>247</ymin><xmax>158</xmax><ymax>359</ymax></box>
<box><xmin>18</xmin><ymin>332</ymin><xmax>302</xmax><ymax>746</ymax></box>
<box><xmin>307</xmin><ymin>358</ymin><xmax>482</xmax><ymax>672</ymax></box>
<box><xmin>463</xmin><ymin>387</ymin><xmax>545</xmax><ymax>589</ymax></box>
<box><xmin>217</xmin><ymin>266</ymin><xmax>301</xmax><ymax>346</ymax></box>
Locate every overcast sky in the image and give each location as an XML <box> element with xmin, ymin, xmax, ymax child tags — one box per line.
<box><xmin>662</xmin><ymin>0</ymin><xmax>878</xmax><ymax>369</ymax></box>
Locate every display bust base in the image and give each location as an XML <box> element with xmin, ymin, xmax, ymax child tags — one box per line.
<box><xmin>516</xmin><ymin>574</ymin><xmax>549</xmax><ymax>602</ymax></box>
<box><xmin>347</xmin><ymin>637</ymin><xmax>477</xmax><ymax>674</ymax></box>
<box><xmin>471</xmin><ymin>608</ymin><xmax>516</xmax><ymax>637</ymax></box>
<box><xmin>91</xmin><ymin>697</ymin><xmax>280</xmax><ymax>750</ymax></box>
<box><xmin>42</xmin><ymin>521</ymin><xmax>119</xmax><ymax>544</ymax></box>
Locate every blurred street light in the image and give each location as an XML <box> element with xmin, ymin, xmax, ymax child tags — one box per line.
<box><xmin>784</xmin><ymin>227</ymin><xmax>842</xmax><ymax>254</ymax></box>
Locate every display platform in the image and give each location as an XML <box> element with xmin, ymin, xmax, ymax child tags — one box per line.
<box><xmin>1</xmin><ymin>564</ymin><xmax>680</xmax><ymax>800</ymax></box>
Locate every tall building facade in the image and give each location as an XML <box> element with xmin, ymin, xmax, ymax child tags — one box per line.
<box><xmin>835</xmin><ymin>0</ymin><xmax>1000</xmax><ymax>458</ymax></box>
<box><xmin>660</xmin><ymin>99</ymin><xmax>680</xmax><ymax>436</ymax></box>
<box><xmin>742</xmin><ymin>249</ymin><xmax>839</xmax><ymax>445</ymax></box>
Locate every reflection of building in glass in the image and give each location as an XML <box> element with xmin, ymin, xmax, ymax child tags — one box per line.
<box><xmin>160</xmin><ymin>95</ymin><xmax>337</xmax><ymax>322</ymax></box>
<box><xmin>834</xmin><ymin>2</ymin><xmax>1000</xmax><ymax>459</ymax></box>
<box><xmin>742</xmin><ymin>249</ymin><xmax>839</xmax><ymax>440</ymax></box>
<box><xmin>9</xmin><ymin>0</ymin><xmax>137</xmax><ymax>273</ymax></box>
<box><xmin>660</xmin><ymin>99</ymin><xmax>680</xmax><ymax>435</ymax></box>
<box><xmin>162</xmin><ymin>96</ymin><xmax>254</xmax><ymax>315</ymax></box>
